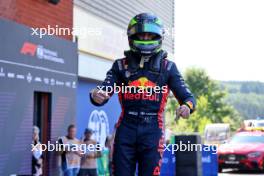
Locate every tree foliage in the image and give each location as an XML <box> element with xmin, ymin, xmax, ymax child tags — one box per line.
<box><xmin>226</xmin><ymin>93</ymin><xmax>264</xmax><ymax>119</ymax></box>
<box><xmin>165</xmin><ymin>67</ymin><xmax>241</xmax><ymax>134</ymax></box>
<box><xmin>222</xmin><ymin>81</ymin><xmax>264</xmax><ymax>119</ymax></box>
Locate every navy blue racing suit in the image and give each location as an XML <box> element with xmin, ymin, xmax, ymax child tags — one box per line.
<box><xmin>90</xmin><ymin>51</ymin><xmax>196</xmax><ymax>176</ymax></box>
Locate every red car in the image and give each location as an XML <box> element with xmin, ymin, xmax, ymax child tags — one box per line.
<box><xmin>218</xmin><ymin>131</ymin><xmax>264</xmax><ymax>172</ymax></box>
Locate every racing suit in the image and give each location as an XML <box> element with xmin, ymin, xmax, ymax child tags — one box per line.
<box><xmin>90</xmin><ymin>50</ymin><xmax>196</xmax><ymax>176</ymax></box>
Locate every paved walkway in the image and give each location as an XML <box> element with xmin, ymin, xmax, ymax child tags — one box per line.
<box><xmin>219</xmin><ymin>169</ymin><xmax>264</xmax><ymax>176</ymax></box>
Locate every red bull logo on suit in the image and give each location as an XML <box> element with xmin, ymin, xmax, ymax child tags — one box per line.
<box><xmin>96</xmin><ymin>77</ymin><xmax>168</xmax><ymax>101</ymax></box>
<box><xmin>123</xmin><ymin>77</ymin><xmax>167</xmax><ymax>101</ymax></box>
<box><xmin>128</xmin><ymin>77</ymin><xmax>157</xmax><ymax>88</ymax></box>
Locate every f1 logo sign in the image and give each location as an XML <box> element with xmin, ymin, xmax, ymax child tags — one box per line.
<box><xmin>20</xmin><ymin>42</ymin><xmax>37</xmax><ymax>56</ymax></box>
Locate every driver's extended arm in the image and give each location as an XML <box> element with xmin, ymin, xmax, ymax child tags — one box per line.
<box><xmin>167</xmin><ymin>62</ymin><xmax>196</xmax><ymax>113</ymax></box>
<box><xmin>90</xmin><ymin>60</ymin><xmax>120</xmax><ymax>106</ymax></box>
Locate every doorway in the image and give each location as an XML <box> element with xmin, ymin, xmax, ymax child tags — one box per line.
<box><xmin>33</xmin><ymin>92</ymin><xmax>52</xmax><ymax>175</ymax></box>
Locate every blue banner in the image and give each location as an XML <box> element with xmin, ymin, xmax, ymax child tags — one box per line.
<box><xmin>202</xmin><ymin>145</ymin><xmax>218</xmax><ymax>176</ymax></box>
<box><xmin>76</xmin><ymin>80</ymin><xmax>121</xmax><ymax>146</ymax></box>
<box><xmin>160</xmin><ymin>145</ymin><xmax>176</xmax><ymax>176</ymax></box>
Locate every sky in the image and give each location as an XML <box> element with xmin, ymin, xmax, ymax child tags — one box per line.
<box><xmin>174</xmin><ymin>0</ymin><xmax>264</xmax><ymax>82</ymax></box>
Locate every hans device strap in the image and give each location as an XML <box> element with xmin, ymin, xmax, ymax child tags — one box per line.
<box><xmin>124</xmin><ymin>50</ymin><xmax>168</xmax><ymax>73</ymax></box>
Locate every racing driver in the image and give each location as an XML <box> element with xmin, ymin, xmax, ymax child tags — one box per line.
<box><xmin>90</xmin><ymin>13</ymin><xmax>196</xmax><ymax>176</ymax></box>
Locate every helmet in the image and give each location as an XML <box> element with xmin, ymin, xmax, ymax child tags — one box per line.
<box><xmin>127</xmin><ymin>13</ymin><xmax>164</xmax><ymax>55</ymax></box>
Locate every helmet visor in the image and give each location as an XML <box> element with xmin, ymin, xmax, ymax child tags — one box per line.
<box><xmin>128</xmin><ymin>23</ymin><xmax>163</xmax><ymax>38</ymax></box>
